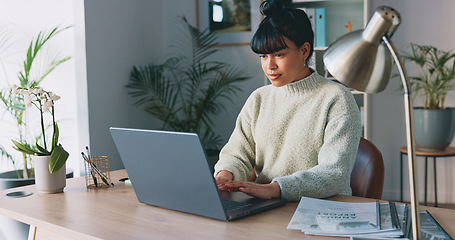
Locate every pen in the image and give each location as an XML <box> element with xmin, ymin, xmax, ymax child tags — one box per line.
<box><xmin>82</xmin><ymin>152</ymin><xmax>98</xmax><ymax>187</ymax></box>
<box><xmin>84</xmin><ymin>146</ymin><xmax>98</xmax><ymax>187</ymax></box>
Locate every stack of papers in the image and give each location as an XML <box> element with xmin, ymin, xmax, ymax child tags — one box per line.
<box><xmin>287</xmin><ymin>197</ymin><xmax>408</xmax><ymax>238</ymax></box>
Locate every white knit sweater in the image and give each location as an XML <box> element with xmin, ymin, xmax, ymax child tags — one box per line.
<box><xmin>214</xmin><ymin>72</ymin><xmax>361</xmax><ymax>201</ymax></box>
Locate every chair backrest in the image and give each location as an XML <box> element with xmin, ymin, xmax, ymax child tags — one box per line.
<box><xmin>350</xmin><ymin>137</ymin><xmax>385</xmax><ymax>199</ymax></box>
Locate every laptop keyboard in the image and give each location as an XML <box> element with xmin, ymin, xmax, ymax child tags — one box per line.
<box><xmin>222</xmin><ymin>199</ymin><xmax>252</xmax><ymax>211</ymax></box>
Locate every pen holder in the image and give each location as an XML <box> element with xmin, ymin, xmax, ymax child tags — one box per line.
<box><xmin>84</xmin><ymin>156</ymin><xmax>111</xmax><ymax>189</ymax></box>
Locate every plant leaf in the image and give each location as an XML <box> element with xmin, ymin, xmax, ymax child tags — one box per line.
<box><xmin>399</xmin><ymin>42</ymin><xmax>455</xmax><ymax>109</ymax></box>
<box><xmin>35</xmin><ymin>142</ymin><xmax>47</xmax><ymax>154</ymax></box>
<box><xmin>49</xmin><ymin>145</ymin><xmax>69</xmax><ymax>173</ymax></box>
<box><xmin>19</xmin><ymin>25</ymin><xmax>72</xmax><ymax>88</ymax></box>
<box><xmin>11</xmin><ymin>140</ymin><xmax>41</xmax><ymax>155</ymax></box>
<box><xmin>52</xmin><ymin>122</ymin><xmax>60</xmax><ymax>150</ymax></box>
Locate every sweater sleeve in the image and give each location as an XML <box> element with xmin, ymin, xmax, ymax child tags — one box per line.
<box><xmin>213</xmin><ymin>93</ymin><xmax>257</xmax><ymax>181</ymax></box>
<box><xmin>272</xmin><ymin>90</ymin><xmax>361</xmax><ymax>201</ymax></box>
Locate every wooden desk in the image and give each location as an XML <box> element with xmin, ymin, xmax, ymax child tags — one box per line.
<box><xmin>0</xmin><ymin>170</ymin><xmax>454</xmax><ymax>240</ymax></box>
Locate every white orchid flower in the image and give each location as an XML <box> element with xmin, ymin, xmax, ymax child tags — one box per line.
<box><xmin>11</xmin><ymin>85</ymin><xmax>19</xmax><ymax>95</ymax></box>
<box><xmin>44</xmin><ymin>99</ymin><xmax>54</xmax><ymax>109</ymax></box>
<box><xmin>17</xmin><ymin>88</ymin><xmax>26</xmax><ymax>95</ymax></box>
<box><xmin>49</xmin><ymin>92</ymin><xmax>61</xmax><ymax>101</ymax></box>
<box><xmin>23</xmin><ymin>92</ymin><xmax>30</xmax><ymax>100</ymax></box>
<box><xmin>34</xmin><ymin>87</ymin><xmax>44</xmax><ymax>95</ymax></box>
<box><xmin>42</xmin><ymin>106</ymin><xmax>50</xmax><ymax>113</ymax></box>
<box><xmin>24</xmin><ymin>95</ymin><xmax>33</xmax><ymax>108</ymax></box>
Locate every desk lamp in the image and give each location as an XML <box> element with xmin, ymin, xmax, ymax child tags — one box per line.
<box><xmin>323</xmin><ymin>6</ymin><xmax>420</xmax><ymax>239</ymax></box>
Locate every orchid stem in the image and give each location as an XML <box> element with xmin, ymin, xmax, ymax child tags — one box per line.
<box><xmin>38</xmin><ymin>99</ymin><xmax>47</xmax><ymax>152</ymax></box>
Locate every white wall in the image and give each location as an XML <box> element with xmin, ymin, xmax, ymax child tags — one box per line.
<box><xmin>0</xmin><ymin>1</ymin><xmax>81</xmax><ymax>175</ymax></box>
<box><xmin>369</xmin><ymin>0</ymin><xmax>455</xmax><ymax>203</ymax></box>
<box><xmin>82</xmin><ymin>0</ymin><xmax>166</xmax><ymax>171</ymax></box>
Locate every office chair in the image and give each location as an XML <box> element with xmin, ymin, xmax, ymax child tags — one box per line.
<box><xmin>350</xmin><ymin>137</ymin><xmax>385</xmax><ymax>199</ymax></box>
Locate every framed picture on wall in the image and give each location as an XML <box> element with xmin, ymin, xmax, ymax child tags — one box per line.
<box><xmin>196</xmin><ymin>0</ymin><xmax>261</xmax><ymax>46</ymax></box>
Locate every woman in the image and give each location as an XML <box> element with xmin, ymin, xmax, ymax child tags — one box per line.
<box><xmin>214</xmin><ymin>0</ymin><xmax>361</xmax><ymax>202</ymax></box>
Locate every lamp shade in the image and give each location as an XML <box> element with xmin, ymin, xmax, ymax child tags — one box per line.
<box><xmin>323</xmin><ymin>6</ymin><xmax>401</xmax><ymax>93</ymax></box>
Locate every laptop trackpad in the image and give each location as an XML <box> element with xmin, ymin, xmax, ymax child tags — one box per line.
<box><xmin>221</xmin><ymin>191</ymin><xmax>256</xmax><ymax>203</ymax></box>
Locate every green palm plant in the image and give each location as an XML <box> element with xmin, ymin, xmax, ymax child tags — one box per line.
<box><xmin>0</xmin><ymin>25</ymin><xmax>71</xmax><ymax>178</ymax></box>
<box><xmin>401</xmin><ymin>42</ymin><xmax>455</xmax><ymax>109</ymax></box>
<box><xmin>126</xmin><ymin>17</ymin><xmax>250</xmax><ymax>149</ymax></box>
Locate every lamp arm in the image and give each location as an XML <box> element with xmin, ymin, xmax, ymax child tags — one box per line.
<box><xmin>383</xmin><ymin>36</ymin><xmax>421</xmax><ymax>239</ymax></box>
<box><xmin>382</xmin><ymin>36</ymin><xmax>411</xmax><ymax>94</ymax></box>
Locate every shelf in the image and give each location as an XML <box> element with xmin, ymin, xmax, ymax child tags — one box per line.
<box><xmin>293</xmin><ymin>0</ymin><xmax>370</xmax><ymax>139</ymax></box>
<box><xmin>293</xmin><ymin>0</ymin><xmax>364</xmax><ymax>47</ymax></box>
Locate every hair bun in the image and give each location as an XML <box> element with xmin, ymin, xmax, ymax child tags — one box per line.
<box><xmin>261</xmin><ymin>0</ymin><xmax>293</xmax><ymax>16</ymax></box>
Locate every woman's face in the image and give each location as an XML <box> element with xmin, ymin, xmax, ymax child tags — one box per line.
<box><xmin>259</xmin><ymin>37</ymin><xmax>311</xmax><ymax>87</ymax></box>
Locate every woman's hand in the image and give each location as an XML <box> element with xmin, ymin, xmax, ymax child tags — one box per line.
<box><xmin>219</xmin><ymin>181</ymin><xmax>281</xmax><ymax>199</ymax></box>
<box><xmin>215</xmin><ymin>170</ymin><xmax>233</xmax><ymax>185</ymax></box>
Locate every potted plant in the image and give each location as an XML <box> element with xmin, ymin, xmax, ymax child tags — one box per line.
<box><xmin>11</xmin><ymin>86</ymin><xmax>69</xmax><ymax>193</ymax></box>
<box><xmin>126</xmin><ymin>17</ymin><xmax>250</xmax><ymax>166</ymax></box>
<box><xmin>401</xmin><ymin>42</ymin><xmax>455</xmax><ymax>151</ymax></box>
<box><xmin>0</xmin><ymin>25</ymin><xmax>71</xmax><ymax>179</ymax></box>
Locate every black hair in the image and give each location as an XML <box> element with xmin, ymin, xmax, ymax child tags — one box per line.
<box><xmin>250</xmin><ymin>0</ymin><xmax>314</xmax><ymax>61</ymax></box>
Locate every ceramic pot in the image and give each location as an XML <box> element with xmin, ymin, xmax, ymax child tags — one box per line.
<box><xmin>414</xmin><ymin>107</ymin><xmax>455</xmax><ymax>151</ymax></box>
<box><xmin>33</xmin><ymin>155</ymin><xmax>66</xmax><ymax>193</ymax></box>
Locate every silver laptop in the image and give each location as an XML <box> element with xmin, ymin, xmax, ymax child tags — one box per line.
<box><xmin>110</xmin><ymin>127</ymin><xmax>286</xmax><ymax>221</ymax></box>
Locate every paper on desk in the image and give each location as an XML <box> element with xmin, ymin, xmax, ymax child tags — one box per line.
<box><xmin>287</xmin><ymin>197</ymin><xmax>407</xmax><ymax>237</ymax></box>
<box><xmin>287</xmin><ymin>197</ymin><xmax>378</xmax><ymax>234</ymax></box>
<box><xmin>306</xmin><ymin>203</ymin><xmax>408</xmax><ymax>238</ymax></box>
